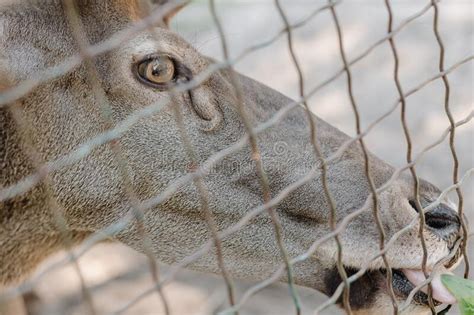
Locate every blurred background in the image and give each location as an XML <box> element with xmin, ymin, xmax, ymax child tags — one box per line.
<box><xmin>12</xmin><ymin>0</ymin><xmax>474</xmax><ymax>314</ymax></box>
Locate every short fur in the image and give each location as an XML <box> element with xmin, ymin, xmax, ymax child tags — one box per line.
<box><xmin>0</xmin><ymin>1</ymin><xmax>462</xmax><ymax>314</ymax></box>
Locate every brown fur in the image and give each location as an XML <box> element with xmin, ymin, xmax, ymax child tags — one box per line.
<box><xmin>0</xmin><ymin>1</ymin><xmax>461</xmax><ymax>313</ymax></box>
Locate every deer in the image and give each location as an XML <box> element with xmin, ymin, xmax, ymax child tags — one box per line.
<box><xmin>0</xmin><ymin>1</ymin><xmax>464</xmax><ymax>314</ymax></box>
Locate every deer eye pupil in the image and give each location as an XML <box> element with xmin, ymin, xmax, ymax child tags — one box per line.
<box><xmin>136</xmin><ymin>55</ymin><xmax>176</xmax><ymax>87</ymax></box>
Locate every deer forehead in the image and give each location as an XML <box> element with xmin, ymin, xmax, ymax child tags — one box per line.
<box><xmin>0</xmin><ymin>0</ymin><xmax>173</xmax><ymax>29</ymax></box>
<box><xmin>0</xmin><ymin>1</ymin><xmax>190</xmax><ymax>80</ymax></box>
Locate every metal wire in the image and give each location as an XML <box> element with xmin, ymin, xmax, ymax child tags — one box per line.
<box><xmin>108</xmin><ymin>95</ymin><xmax>473</xmax><ymax>315</ymax></box>
<box><xmin>218</xmin><ymin>107</ymin><xmax>474</xmax><ymax>315</ymax></box>
<box><xmin>327</xmin><ymin>0</ymin><xmax>392</xmax><ymax>312</ymax></box>
<box><xmin>221</xmin><ymin>166</ymin><xmax>473</xmax><ymax>315</ymax></box>
<box><xmin>430</xmin><ymin>0</ymin><xmax>470</xmax><ymax>281</ymax></box>
<box><xmin>382</xmin><ymin>0</ymin><xmax>423</xmax><ymax>313</ymax></box>
<box><xmin>61</xmin><ymin>1</ymin><xmax>171</xmax><ymax>313</ymax></box>
<box><xmin>0</xmin><ymin>1</ymin><xmax>471</xmax><ymax>315</ymax></box>
<box><xmin>208</xmin><ymin>1</ymin><xmax>302</xmax><ymax>313</ymax></box>
<box><xmin>0</xmin><ymin>56</ymin><xmax>474</xmax><ymax>312</ymax></box>
<box><xmin>273</xmin><ymin>0</ymin><xmax>351</xmax><ymax>313</ymax></box>
<box><xmin>1</xmin><ymin>52</ymin><xmax>471</xmax><ymax>311</ymax></box>
<box><xmin>169</xmin><ymin>88</ymin><xmax>238</xmax><ymax>312</ymax></box>
<box><xmin>6</xmin><ymin>104</ymin><xmax>97</xmax><ymax>315</ymax></box>
<box><xmin>1</xmin><ymin>52</ymin><xmax>471</xmax><ymax>313</ymax></box>
<box><xmin>0</xmin><ymin>1</ymin><xmax>443</xmax><ymax>203</ymax></box>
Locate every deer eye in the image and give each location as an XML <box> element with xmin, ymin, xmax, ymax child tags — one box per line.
<box><xmin>136</xmin><ymin>55</ymin><xmax>176</xmax><ymax>88</ymax></box>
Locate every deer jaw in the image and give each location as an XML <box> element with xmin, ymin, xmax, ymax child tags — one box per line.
<box><xmin>0</xmin><ymin>1</ymin><xmax>462</xmax><ymax>314</ymax></box>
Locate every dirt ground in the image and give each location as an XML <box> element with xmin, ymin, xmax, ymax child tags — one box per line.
<box><xmin>4</xmin><ymin>1</ymin><xmax>473</xmax><ymax>314</ymax></box>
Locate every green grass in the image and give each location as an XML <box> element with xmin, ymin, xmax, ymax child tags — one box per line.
<box><xmin>441</xmin><ymin>274</ymin><xmax>474</xmax><ymax>315</ymax></box>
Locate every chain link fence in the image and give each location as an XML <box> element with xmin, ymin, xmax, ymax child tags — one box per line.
<box><xmin>0</xmin><ymin>0</ymin><xmax>472</xmax><ymax>314</ymax></box>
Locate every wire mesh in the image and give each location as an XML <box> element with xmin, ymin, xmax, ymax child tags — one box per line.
<box><xmin>0</xmin><ymin>0</ymin><xmax>472</xmax><ymax>315</ymax></box>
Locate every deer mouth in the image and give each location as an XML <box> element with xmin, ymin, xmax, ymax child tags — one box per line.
<box><xmin>323</xmin><ymin>236</ymin><xmax>463</xmax><ymax>310</ymax></box>
<box><xmin>325</xmin><ymin>266</ymin><xmax>457</xmax><ymax>310</ymax></box>
<box><xmin>385</xmin><ymin>246</ymin><xmax>462</xmax><ymax>307</ymax></box>
<box><xmin>385</xmin><ymin>268</ymin><xmax>456</xmax><ymax>306</ymax></box>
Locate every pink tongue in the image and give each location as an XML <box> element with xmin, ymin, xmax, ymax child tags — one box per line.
<box><xmin>402</xmin><ymin>268</ymin><xmax>457</xmax><ymax>305</ymax></box>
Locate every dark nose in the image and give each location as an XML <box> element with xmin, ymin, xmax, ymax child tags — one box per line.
<box><xmin>424</xmin><ymin>204</ymin><xmax>460</xmax><ymax>239</ymax></box>
<box><xmin>409</xmin><ymin>200</ymin><xmax>461</xmax><ymax>239</ymax></box>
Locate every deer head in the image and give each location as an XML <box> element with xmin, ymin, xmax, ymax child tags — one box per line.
<box><xmin>0</xmin><ymin>1</ymin><xmax>463</xmax><ymax>314</ymax></box>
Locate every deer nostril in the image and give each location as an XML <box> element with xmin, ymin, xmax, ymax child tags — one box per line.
<box><xmin>408</xmin><ymin>199</ymin><xmax>419</xmax><ymax>212</ymax></box>
<box><xmin>408</xmin><ymin>200</ymin><xmax>460</xmax><ymax>236</ymax></box>
<box><xmin>425</xmin><ymin>215</ymin><xmax>453</xmax><ymax>230</ymax></box>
